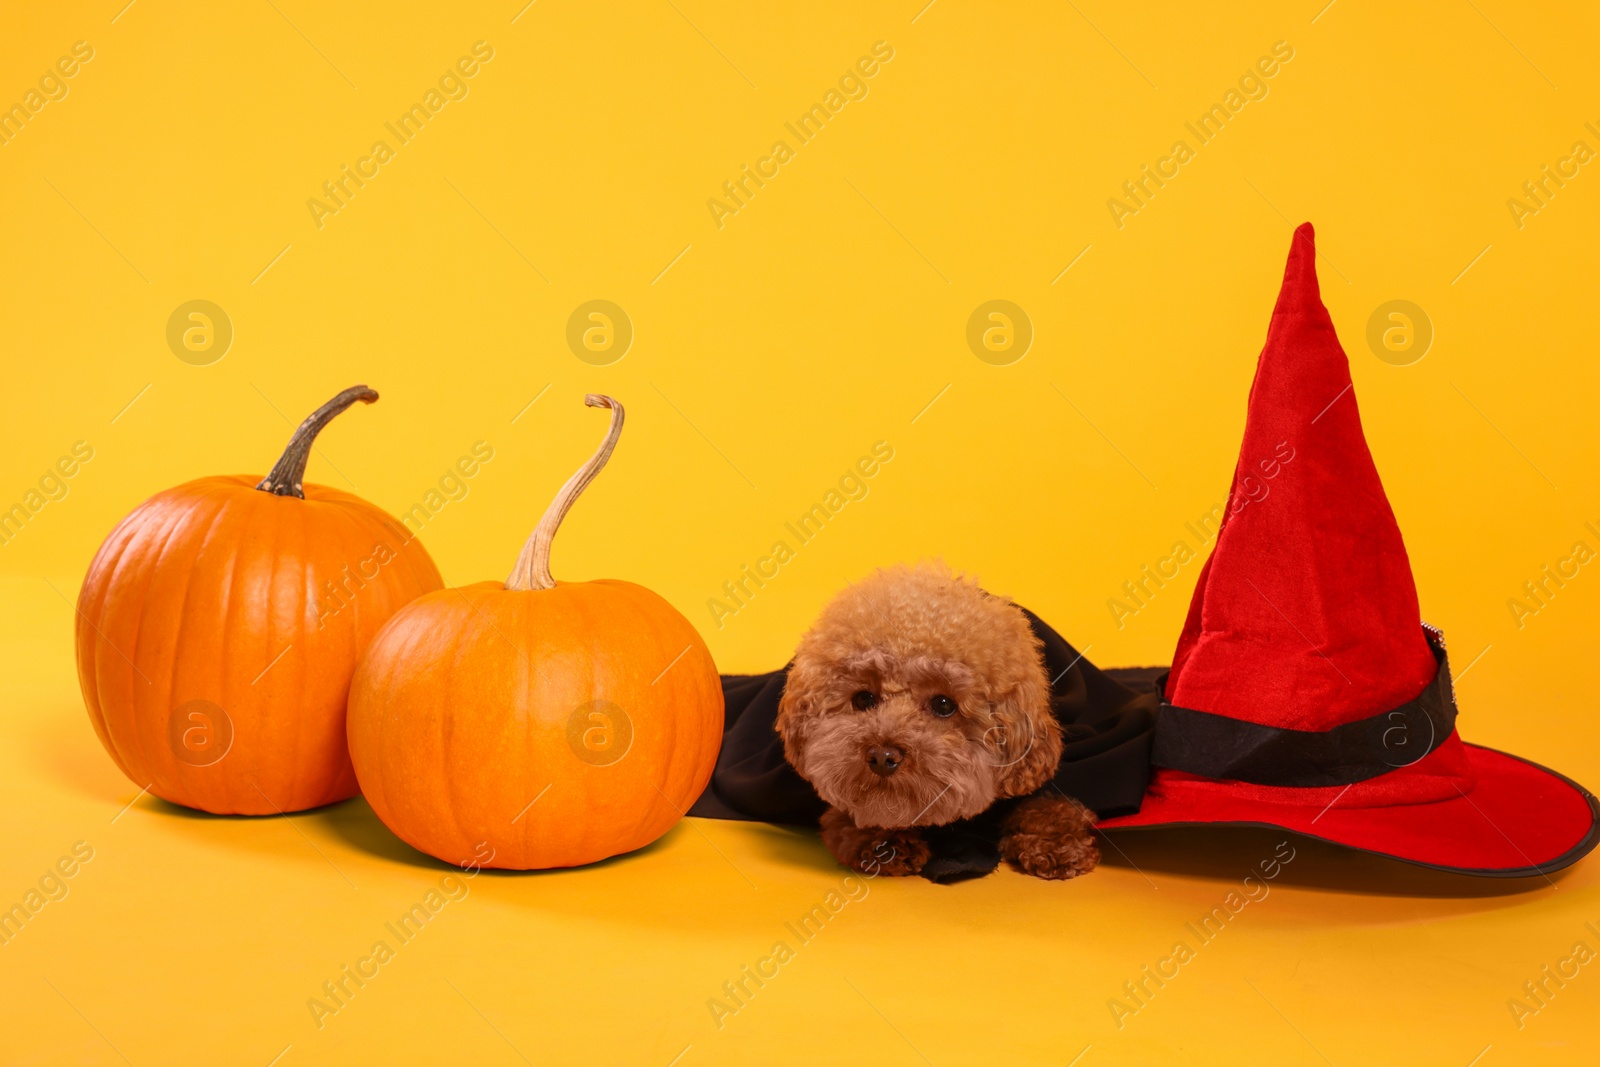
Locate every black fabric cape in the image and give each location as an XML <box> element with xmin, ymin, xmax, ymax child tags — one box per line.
<box><xmin>688</xmin><ymin>608</ymin><xmax>1164</xmax><ymax>882</ymax></box>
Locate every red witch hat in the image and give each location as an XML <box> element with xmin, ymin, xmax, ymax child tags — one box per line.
<box><xmin>1098</xmin><ymin>224</ymin><xmax>1598</xmax><ymax>876</ymax></box>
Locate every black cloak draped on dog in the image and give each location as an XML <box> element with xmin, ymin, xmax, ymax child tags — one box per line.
<box><xmin>688</xmin><ymin>608</ymin><xmax>1164</xmax><ymax>883</ymax></box>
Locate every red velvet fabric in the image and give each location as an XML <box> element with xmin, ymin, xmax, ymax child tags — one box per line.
<box><xmin>1166</xmin><ymin>223</ymin><xmax>1437</xmax><ymax>731</ymax></box>
<box><xmin>1111</xmin><ymin>224</ymin><xmax>1599</xmax><ymax>874</ymax></box>
<box><xmin>1098</xmin><ymin>743</ymin><xmax>1596</xmax><ymax>872</ymax></box>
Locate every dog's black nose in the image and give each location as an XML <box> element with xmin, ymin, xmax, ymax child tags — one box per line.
<box><xmin>866</xmin><ymin>744</ymin><xmax>904</xmax><ymax>777</ymax></box>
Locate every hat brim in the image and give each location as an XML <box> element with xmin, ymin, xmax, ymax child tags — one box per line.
<box><xmin>1096</xmin><ymin>743</ymin><xmax>1600</xmax><ymax>877</ymax></box>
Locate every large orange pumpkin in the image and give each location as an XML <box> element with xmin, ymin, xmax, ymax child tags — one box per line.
<box><xmin>347</xmin><ymin>394</ymin><xmax>723</xmax><ymax>870</ymax></box>
<box><xmin>76</xmin><ymin>385</ymin><xmax>444</xmax><ymax>814</ymax></box>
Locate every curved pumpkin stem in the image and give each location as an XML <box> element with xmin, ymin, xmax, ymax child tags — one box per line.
<box><xmin>507</xmin><ymin>394</ymin><xmax>625</xmax><ymax>592</ymax></box>
<box><xmin>256</xmin><ymin>385</ymin><xmax>379</xmax><ymax>498</ymax></box>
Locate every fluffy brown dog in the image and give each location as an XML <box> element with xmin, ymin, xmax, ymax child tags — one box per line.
<box><xmin>775</xmin><ymin>562</ymin><xmax>1100</xmax><ymax>879</ymax></box>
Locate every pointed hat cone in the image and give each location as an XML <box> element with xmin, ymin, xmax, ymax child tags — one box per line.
<box><xmin>1165</xmin><ymin>223</ymin><xmax>1436</xmax><ymax>730</ymax></box>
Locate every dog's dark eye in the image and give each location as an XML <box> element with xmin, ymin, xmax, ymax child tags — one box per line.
<box><xmin>929</xmin><ymin>695</ymin><xmax>958</xmax><ymax>718</ymax></box>
<box><xmin>851</xmin><ymin>690</ymin><xmax>878</xmax><ymax>711</ymax></box>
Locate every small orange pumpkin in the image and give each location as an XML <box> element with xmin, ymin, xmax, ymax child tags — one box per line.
<box><xmin>76</xmin><ymin>386</ymin><xmax>444</xmax><ymax>814</ymax></box>
<box><xmin>347</xmin><ymin>394</ymin><xmax>723</xmax><ymax>869</ymax></box>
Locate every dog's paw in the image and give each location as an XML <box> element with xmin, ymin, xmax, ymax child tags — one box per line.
<box><xmin>1002</xmin><ymin>831</ymin><xmax>1099</xmax><ymax>880</ymax></box>
<box><xmin>820</xmin><ymin>807</ymin><xmax>930</xmax><ymax>876</ymax></box>
<box><xmin>999</xmin><ymin>794</ymin><xmax>1100</xmax><ymax>880</ymax></box>
<box><xmin>858</xmin><ymin>829</ymin><xmax>932</xmax><ymax>876</ymax></box>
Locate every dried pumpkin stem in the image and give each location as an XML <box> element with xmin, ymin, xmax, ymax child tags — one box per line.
<box><xmin>507</xmin><ymin>394</ymin><xmax>625</xmax><ymax>592</ymax></box>
<box><xmin>256</xmin><ymin>385</ymin><xmax>379</xmax><ymax>498</ymax></box>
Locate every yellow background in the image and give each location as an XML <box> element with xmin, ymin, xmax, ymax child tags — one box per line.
<box><xmin>4</xmin><ymin>1</ymin><xmax>1599</xmax><ymax>1063</ymax></box>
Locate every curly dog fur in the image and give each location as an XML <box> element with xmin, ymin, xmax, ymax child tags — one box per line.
<box><xmin>776</xmin><ymin>561</ymin><xmax>1100</xmax><ymax>880</ymax></box>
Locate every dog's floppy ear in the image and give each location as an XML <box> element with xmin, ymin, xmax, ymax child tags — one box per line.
<box><xmin>775</xmin><ymin>657</ymin><xmax>826</xmax><ymax>776</ymax></box>
<box><xmin>987</xmin><ymin>669</ymin><xmax>1063</xmax><ymax>798</ymax></box>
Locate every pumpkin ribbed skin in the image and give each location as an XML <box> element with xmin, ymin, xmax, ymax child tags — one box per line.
<box><xmin>76</xmin><ymin>475</ymin><xmax>443</xmax><ymax>814</ymax></box>
<box><xmin>347</xmin><ymin>578</ymin><xmax>723</xmax><ymax>869</ymax></box>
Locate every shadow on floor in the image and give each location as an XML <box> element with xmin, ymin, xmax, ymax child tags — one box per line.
<box><xmin>311</xmin><ymin>794</ymin><xmax>683</xmax><ymax>880</ymax></box>
<box><xmin>1097</xmin><ymin>824</ymin><xmax>1575</xmax><ymax>898</ymax></box>
<box><xmin>719</xmin><ymin>819</ymin><xmax>827</xmax><ymax>871</ymax></box>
